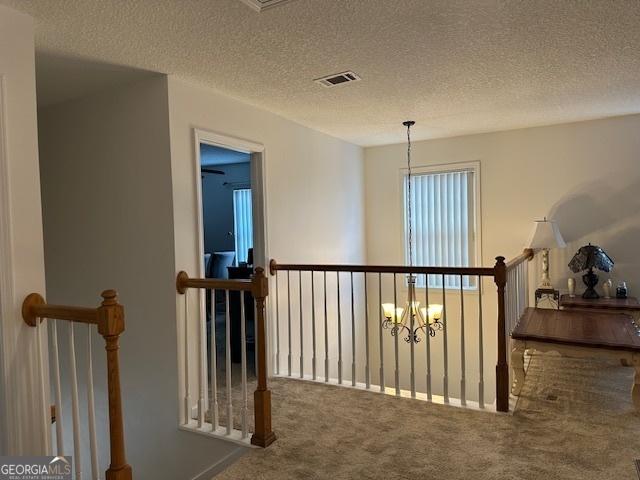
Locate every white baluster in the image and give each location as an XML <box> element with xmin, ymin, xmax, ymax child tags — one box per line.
<box><xmin>442</xmin><ymin>275</ymin><xmax>449</xmax><ymax>403</ymax></box>
<box><xmin>409</xmin><ymin>276</ymin><xmax>416</xmax><ymax>398</ymax></box>
<box><xmin>198</xmin><ymin>288</ymin><xmax>206</xmax><ymax>429</ymax></box>
<box><xmin>524</xmin><ymin>260</ymin><xmax>530</xmax><ymax>309</ymax></box>
<box><xmin>323</xmin><ymin>271</ymin><xmax>329</xmax><ymax>383</ymax></box>
<box><xmin>209</xmin><ymin>289</ymin><xmax>219</xmax><ymax>432</ymax></box>
<box><xmin>240</xmin><ymin>291</ymin><xmax>248</xmax><ymax>438</ymax></box>
<box><xmin>311</xmin><ymin>272</ymin><xmax>317</xmax><ymax>381</ymax></box>
<box><xmin>184</xmin><ymin>291</ymin><xmax>190</xmax><ymax>425</ymax></box>
<box><xmin>350</xmin><ymin>272</ymin><xmax>356</xmax><ymax>387</ymax></box>
<box><xmin>275</xmin><ymin>272</ymin><xmax>280</xmax><ymax>376</ymax></box>
<box><xmin>459</xmin><ymin>276</ymin><xmax>466</xmax><ymax>406</ymax></box>
<box><xmin>36</xmin><ymin>319</ymin><xmax>50</xmax><ymax>453</ymax></box>
<box><xmin>299</xmin><ymin>271</ymin><xmax>304</xmax><ymax>379</ymax></box>
<box><xmin>507</xmin><ymin>270</ymin><xmax>514</xmax><ymax>389</ymax></box>
<box><xmin>225</xmin><ymin>290</ymin><xmax>232</xmax><ymax>435</ymax></box>
<box><xmin>86</xmin><ymin>325</ymin><xmax>99</xmax><ymax>480</ymax></box>
<box><xmin>393</xmin><ymin>274</ymin><xmax>400</xmax><ymax>396</ymax></box>
<box><xmin>378</xmin><ymin>273</ymin><xmax>384</xmax><ymax>392</ymax></box>
<box><xmin>68</xmin><ymin>323</ymin><xmax>82</xmax><ymax>480</ymax></box>
<box><xmin>50</xmin><ymin>320</ymin><xmax>65</xmax><ymax>454</ymax></box>
<box><xmin>253</xmin><ymin>299</ymin><xmax>258</xmax><ymax>388</ymax></box>
<box><xmin>337</xmin><ymin>272</ymin><xmax>342</xmax><ymax>385</ymax></box>
<box><xmin>478</xmin><ymin>275</ymin><xmax>485</xmax><ymax>409</ymax></box>
<box><xmin>364</xmin><ymin>273</ymin><xmax>370</xmax><ymax>389</ymax></box>
<box><xmin>287</xmin><ymin>271</ymin><xmax>292</xmax><ymax>377</ymax></box>
<box><xmin>425</xmin><ymin>274</ymin><xmax>432</xmax><ymax>401</ymax></box>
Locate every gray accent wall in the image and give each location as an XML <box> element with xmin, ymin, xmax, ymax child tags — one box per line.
<box><xmin>37</xmin><ymin>76</ymin><xmax>244</xmax><ymax>479</ymax></box>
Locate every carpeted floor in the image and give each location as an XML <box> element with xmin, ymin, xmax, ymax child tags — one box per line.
<box><xmin>215</xmin><ymin>353</ymin><xmax>640</xmax><ymax>479</ymax></box>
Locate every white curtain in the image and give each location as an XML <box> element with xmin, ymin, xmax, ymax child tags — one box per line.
<box><xmin>405</xmin><ymin>170</ymin><xmax>476</xmax><ymax>289</ymax></box>
<box><xmin>233</xmin><ymin>189</ymin><xmax>253</xmax><ymax>265</ymax></box>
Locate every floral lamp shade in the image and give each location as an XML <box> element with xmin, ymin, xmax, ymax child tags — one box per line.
<box><xmin>568</xmin><ymin>244</ymin><xmax>614</xmax><ymax>299</ymax></box>
<box><xmin>568</xmin><ymin>244</ymin><xmax>614</xmax><ymax>273</ymax></box>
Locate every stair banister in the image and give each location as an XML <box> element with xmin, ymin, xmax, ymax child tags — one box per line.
<box><xmin>22</xmin><ymin>290</ymin><xmax>133</xmax><ymax>480</ymax></box>
<box><xmin>175</xmin><ymin>267</ymin><xmax>277</xmax><ymax>448</ymax></box>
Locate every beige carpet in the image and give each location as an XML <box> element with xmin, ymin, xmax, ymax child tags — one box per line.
<box><xmin>215</xmin><ymin>353</ymin><xmax>640</xmax><ymax>479</ymax></box>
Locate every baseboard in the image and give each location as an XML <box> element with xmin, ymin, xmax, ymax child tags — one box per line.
<box><xmin>190</xmin><ymin>446</ymin><xmax>248</xmax><ymax>480</ymax></box>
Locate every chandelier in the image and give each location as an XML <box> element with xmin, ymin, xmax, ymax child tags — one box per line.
<box><xmin>380</xmin><ymin>121</ymin><xmax>444</xmax><ymax>343</ymax></box>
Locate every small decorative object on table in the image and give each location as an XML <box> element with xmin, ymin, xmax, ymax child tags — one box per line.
<box><xmin>617</xmin><ymin>281</ymin><xmax>628</xmax><ymax>299</ymax></box>
<box><xmin>603</xmin><ymin>278</ymin><xmax>613</xmax><ymax>299</ymax></box>
<box><xmin>568</xmin><ymin>278</ymin><xmax>576</xmax><ymax>297</ymax></box>
<box><xmin>535</xmin><ymin>288</ymin><xmax>560</xmax><ymax>309</ymax></box>
<box><xmin>568</xmin><ymin>244</ymin><xmax>614</xmax><ymax>299</ymax></box>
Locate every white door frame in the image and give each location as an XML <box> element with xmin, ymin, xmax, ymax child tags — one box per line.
<box><xmin>192</xmin><ymin>128</ymin><xmax>271</xmax><ymax>383</ymax></box>
<box><xmin>0</xmin><ymin>73</ymin><xmax>49</xmax><ymax>454</ymax></box>
<box><xmin>0</xmin><ymin>74</ymin><xmax>11</xmax><ymax>456</ymax></box>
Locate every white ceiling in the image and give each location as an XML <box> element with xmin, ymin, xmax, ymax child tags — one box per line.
<box><xmin>4</xmin><ymin>0</ymin><xmax>640</xmax><ymax>146</ymax></box>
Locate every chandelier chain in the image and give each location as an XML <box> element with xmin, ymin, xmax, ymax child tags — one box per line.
<box><xmin>406</xmin><ymin>123</ymin><xmax>413</xmax><ymax>270</ymax></box>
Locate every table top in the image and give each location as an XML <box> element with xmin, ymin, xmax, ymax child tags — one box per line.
<box><xmin>560</xmin><ymin>294</ymin><xmax>640</xmax><ymax>311</ymax></box>
<box><xmin>512</xmin><ymin>307</ymin><xmax>640</xmax><ymax>352</ymax></box>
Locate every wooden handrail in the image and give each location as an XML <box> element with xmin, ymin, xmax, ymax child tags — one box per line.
<box><xmin>175</xmin><ymin>267</ymin><xmax>276</xmax><ymax>447</ymax></box>
<box><xmin>22</xmin><ymin>290</ymin><xmax>133</xmax><ymax>480</ymax></box>
<box><xmin>269</xmin><ymin>259</ymin><xmax>495</xmax><ymax>277</ymax></box>
<box><xmin>22</xmin><ymin>294</ymin><xmax>99</xmax><ymax>326</ymax></box>
<box><xmin>505</xmin><ymin>248</ymin><xmax>535</xmax><ymax>271</ymax></box>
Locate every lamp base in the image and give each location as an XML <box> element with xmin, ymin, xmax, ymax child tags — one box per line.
<box><xmin>582</xmin><ymin>268</ymin><xmax>599</xmax><ymax>299</ymax></box>
<box><xmin>538</xmin><ymin>248</ymin><xmax>553</xmax><ymax>289</ymax></box>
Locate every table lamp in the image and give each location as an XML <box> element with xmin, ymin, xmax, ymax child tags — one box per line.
<box><xmin>527</xmin><ymin>217</ymin><xmax>566</xmax><ymax>288</ymax></box>
<box><xmin>568</xmin><ymin>244</ymin><xmax>614</xmax><ymax>299</ymax></box>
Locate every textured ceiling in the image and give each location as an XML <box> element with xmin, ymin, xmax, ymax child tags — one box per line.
<box><xmin>4</xmin><ymin>0</ymin><xmax>640</xmax><ymax>146</ymax></box>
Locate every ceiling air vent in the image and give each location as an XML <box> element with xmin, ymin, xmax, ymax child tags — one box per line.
<box><xmin>238</xmin><ymin>0</ymin><xmax>296</xmax><ymax>12</ymax></box>
<box><xmin>314</xmin><ymin>71</ymin><xmax>362</xmax><ymax>88</ymax></box>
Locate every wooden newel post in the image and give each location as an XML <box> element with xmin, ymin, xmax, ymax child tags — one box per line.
<box><xmin>494</xmin><ymin>256</ymin><xmax>509</xmax><ymax>413</ymax></box>
<box><xmin>98</xmin><ymin>290</ymin><xmax>133</xmax><ymax>480</ymax></box>
<box><xmin>251</xmin><ymin>267</ymin><xmax>277</xmax><ymax>447</ymax></box>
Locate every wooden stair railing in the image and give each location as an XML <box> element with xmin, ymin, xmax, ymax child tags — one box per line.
<box><xmin>269</xmin><ymin>250</ymin><xmax>534</xmax><ymax>413</ymax></box>
<box><xmin>176</xmin><ymin>267</ymin><xmax>276</xmax><ymax>448</ymax></box>
<box><xmin>22</xmin><ymin>290</ymin><xmax>133</xmax><ymax>480</ymax></box>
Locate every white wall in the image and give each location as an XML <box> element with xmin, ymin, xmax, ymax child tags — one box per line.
<box><xmin>38</xmin><ymin>76</ymin><xmax>244</xmax><ymax>479</ymax></box>
<box><xmin>37</xmin><ymin>73</ymin><xmax>366</xmax><ymax>477</ymax></box>
<box><xmin>0</xmin><ymin>5</ymin><xmax>48</xmax><ymax>455</ymax></box>
<box><xmin>167</xmin><ymin>76</ymin><xmax>366</xmax><ymax>411</ymax></box>
<box><xmin>364</xmin><ymin>114</ymin><xmax>640</xmax><ymax>403</ymax></box>
<box><xmin>168</xmin><ymin>77</ymin><xmax>366</xmax><ymax>271</ymax></box>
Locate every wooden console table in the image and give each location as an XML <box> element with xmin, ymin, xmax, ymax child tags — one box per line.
<box><xmin>510</xmin><ymin>307</ymin><xmax>640</xmax><ymax>410</ymax></box>
<box><xmin>560</xmin><ymin>294</ymin><xmax>640</xmax><ymax>318</ymax></box>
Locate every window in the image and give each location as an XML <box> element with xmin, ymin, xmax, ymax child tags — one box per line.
<box><xmin>404</xmin><ymin>164</ymin><xmax>479</xmax><ymax>289</ymax></box>
<box><xmin>233</xmin><ymin>189</ymin><xmax>253</xmax><ymax>265</ymax></box>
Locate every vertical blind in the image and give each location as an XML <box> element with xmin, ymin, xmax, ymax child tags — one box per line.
<box><xmin>233</xmin><ymin>189</ymin><xmax>253</xmax><ymax>265</ymax></box>
<box><xmin>405</xmin><ymin>169</ymin><xmax>477</xmax><ymax>289</ymax></box>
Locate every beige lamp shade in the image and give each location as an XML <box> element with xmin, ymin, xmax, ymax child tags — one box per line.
<box><xmin>527</xmin><ymin>218</ymin><xmax>566</xmax><ymax>249</ymax></box>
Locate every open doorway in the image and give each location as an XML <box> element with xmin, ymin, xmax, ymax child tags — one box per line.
<box><xmin>193</xmin><ymin>129</ymin><xmax>267</xmax><ymax>279</ymax></box>
<box><xmin>193</xmin><ymin>129</ymin><xmax>267</xmax><ymax>394</ymax></box>
<box><xmin>200</xmin><ymin>144</ymin><xmax>253</xmax><ymax>277</ymax></box>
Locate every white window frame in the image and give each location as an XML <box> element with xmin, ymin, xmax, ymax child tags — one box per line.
<box><xmin>399</xmin><ymin>160</ymin><xmax>482</xmax><ymax>291</ymax></box>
